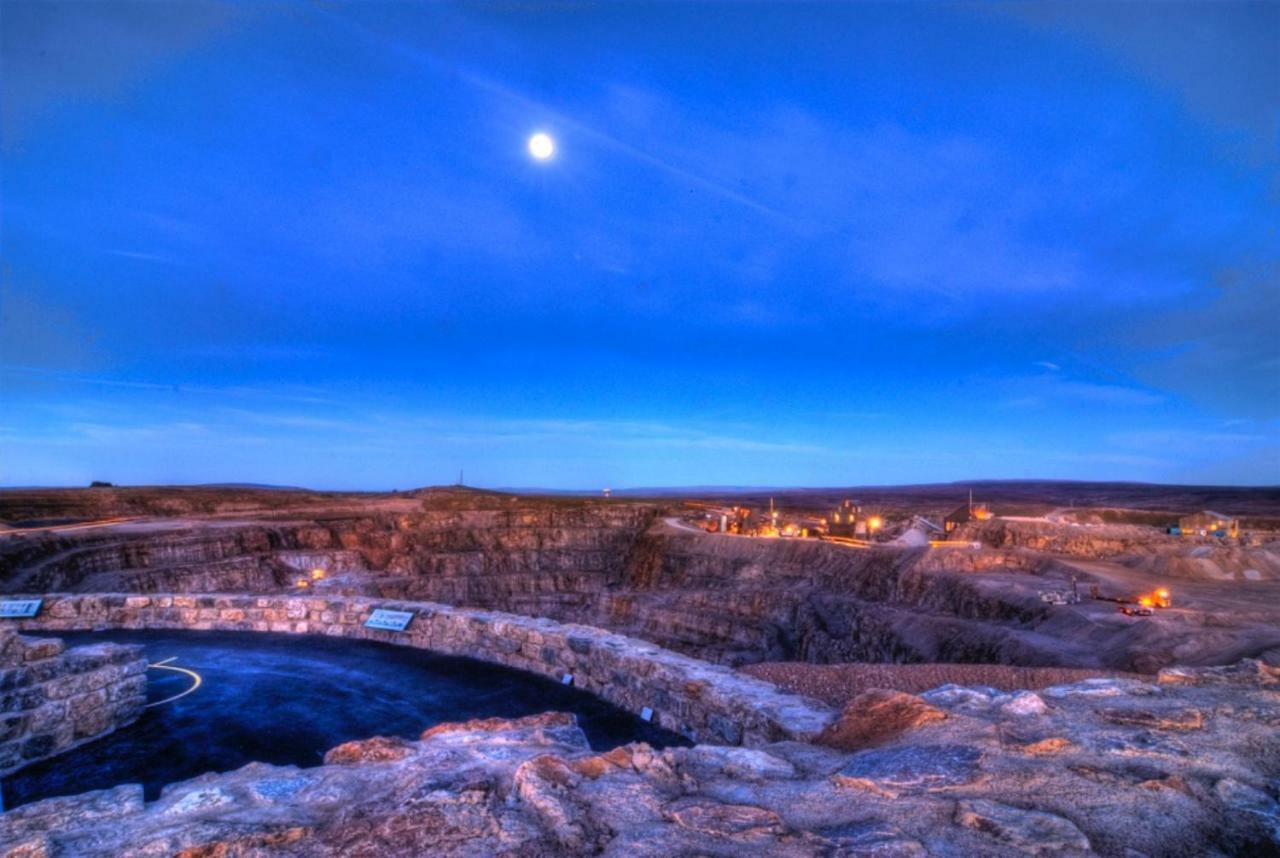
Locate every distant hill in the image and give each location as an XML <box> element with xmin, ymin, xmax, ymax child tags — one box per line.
<box><xmin>3</xmin><ymin>479</ymin><xmax>1277</xmax><ymax>522</ymax></box>
<box><xmin>482</xmin><ymin>480</ymin><xmax>1280</xmax><ymax>517</ymax></box>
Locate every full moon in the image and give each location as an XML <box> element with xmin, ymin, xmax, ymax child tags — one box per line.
<box><xmin>528</xmin><ymin>132</ymin><xmax>555</xmax><ymax>160</ymax></box>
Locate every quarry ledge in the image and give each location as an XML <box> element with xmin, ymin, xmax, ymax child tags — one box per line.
<box><xmin>6</xmin><ymin>593</ymin><xmax>836</xmax><ymax>746</ymax></box>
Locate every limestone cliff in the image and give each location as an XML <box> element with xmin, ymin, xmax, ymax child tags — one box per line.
<box><xmin>3</xmin><ymin>498</ymin><xmax>1278</xmax><ymax>673</ymax></box>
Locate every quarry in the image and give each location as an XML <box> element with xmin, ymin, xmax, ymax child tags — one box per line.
<box><xmin>7</xmin><ymin>0</ymin><xmax>1276</xmax><ymax>853</ymax></box>
<box><xmin>0</xmin><ymin>484</ymin><xmax>1277</xmax><ymax>856</ymax></box>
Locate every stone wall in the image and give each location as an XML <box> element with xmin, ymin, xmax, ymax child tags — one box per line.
<box><xmin>0</xmin><ymin>631</ymin><xmax>147</xmax><ymax>776</ymax></box>
<box><xmin>12</xmin><ymin>593</ymin><xmax>835</xmax><ymax>746</ymax></box>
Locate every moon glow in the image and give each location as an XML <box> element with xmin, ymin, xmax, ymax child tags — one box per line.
<box><xmin>528</xmin><ymin>132</ymin><xmax>555</xmax><ymax>160</ymax></box>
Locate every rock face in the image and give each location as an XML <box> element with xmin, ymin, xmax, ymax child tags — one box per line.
<box><xmin>0</xmin><ymin>501</ymin><xmax>656</xmax><ymax>600</ymax></box>
<box><xmin>0</xmin><ymin>631</ymin><xmax>146</xmax><ymax>776</ymax></box>
<box><xmin>2</xmin><ymin>659</ymin><xmax>1277</xmax><ymax>857</ymax></box>
<box><xmin>4</xmin><ymin>495</ymin><xmax>1278</xmax><ymax>673</ymax></box>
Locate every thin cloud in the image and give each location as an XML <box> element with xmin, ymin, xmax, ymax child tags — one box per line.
<box><xmin>307</xmin><ymin>5</ymin><xmax>786</xmax><ymax>221</ymax></box>
<box><xmin>0</xmin><ymin>365</ymin><xmax>338</xmax><ymax>406</ymax></box>
<box><xmin>998</xmin><ymin>374</ymin><xmax>1166</xmax><ymax>409</ymax></box>
<box><xmin>102</xmin><ymin>249</ymin><xmax>180</xmax><ymax>264</ymax></box>
<box><xmin>1107</xmin><ymin>429</ymin><xmax>1267</xmax><ymax>450</ymax></box>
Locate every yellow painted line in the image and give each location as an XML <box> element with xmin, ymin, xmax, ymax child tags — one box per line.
<box><xmin>0</xmin><ymin>516</ymin><xmax>141</xmax><ymax>537</ymax></box>
<box><xmin>146</xmin><ymin>658</ymin><xmax>202</xmax><ymax>708</ymax></box>
<box><xmin>822</xmin><ymin>537</ymin><xmax>870</xmax><ymax>549</ymax></box>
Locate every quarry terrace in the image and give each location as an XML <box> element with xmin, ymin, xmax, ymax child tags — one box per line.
<box><xmin>0</xmin><ymin>483</ymin><xmax>1277</xmax><ymax>856</ymax></box>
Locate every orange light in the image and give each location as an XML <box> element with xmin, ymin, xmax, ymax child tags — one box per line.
<box><xmin>1156</xmin><ymin>588</ymin><xmax>1169</xmax><ymax>599</ymax></box>
<box><xmin>295</xmin><ymin>578</ymin><xmax>310</xmax><ymax>589</ymax></box>
<box><xmin>311</xmin><ymin>568</ymin><xmax>326</xmax><ymax>580</ymax></box>
<box><xmin>1138</xmin><ymin>596</ymin><xmax>1153</xmax><ymax>607</ymax></box>
<box><xmin>868</xmin><ymin>516</ymin><xmax>883</xmax><ymax>530</ymax></box>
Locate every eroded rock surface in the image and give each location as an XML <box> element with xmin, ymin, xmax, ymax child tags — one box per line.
<box><xmin>3</xmin><ymin>661</ymin><xmax>1276</xmax><ymax>857</ymax></box>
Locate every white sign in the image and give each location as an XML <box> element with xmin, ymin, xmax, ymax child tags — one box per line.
<box><xmin>0</xmin><ymin>599</ymin><xmax>42</xmax><ymax>619</ymax></box>
<box><xmin>364</xmin><ymin>608</ymin><xmax>415</xmax><ymax>632</ymax></box>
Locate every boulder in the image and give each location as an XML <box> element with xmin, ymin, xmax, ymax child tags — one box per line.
<box><xmin>665</xmin><ymin>797</ymin><xmax>786</xmax><ymax>840</ymax></box>
<box><xmin>816</xmin><ymin>690</ymin><xmax>946</xmax><ymax>751</ymax></box>
<box><xmin>818</xmin><ymin>820</ymin><xmax>927</xmax><ymax>857</ymax></box>
<box><xmin>1042</xmin><ymin>678</ymin><xmax>1161</xmax><ymax>699</ymax></box>
<box><xmin>920</xmin><ymin>684</ymin><xmax>1000</xmax><ymax>710</ymax></box>
<box><xmin>1000</xmin><ymin>691</ymin><xmax>1048</xmax><ymax>718</ymax></box>
<box><xmin>512</xmin><ymin>754</ymin><xmax>600</xmax><ymax>851</ymax></box>
<box><xmin>323</xmin><ymin>735</ymin><xmax>415</xmax><ymax>765</ymax></box>
<box><xmin>1098</xmin><ymin>708</ymin><xmax>1205</xmax><ymax>731</ymax></box>
<box><xmin>1214</xmin><ymin>778</ymin><xmax>1280</xmax><ymax>847</ymax></box>
<box><xmin>420</xmin><ymin>711</ymin><xmax>578</xmax><ymax>741</ymax></box>
<box><xmin>955</xmin><ymin>799</ymin><xmax>1091</xmax><ymax>855</ymax></box>
<box><xmin>676</xmin><ymin>745</ymin><xmax>797</xmax><ymax>780</ymax></box>
<box><xmin>1018</xmin><ymin>737</ymin><xmax>1074</xmax><ymax>756</ymax></box>
<box><xmin>1158</xmin><ymin>660</ymin><xmax>1279</xmax><ymax>687</ymax></box>
<box><xmin>833</xmin><ymin>744</ymin><xmax>983</xmax><ymax>797</ymax></box>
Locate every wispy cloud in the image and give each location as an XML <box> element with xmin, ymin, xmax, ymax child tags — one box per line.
<box><xmin>308</xmin><ymin>5</ymin><xmax>786</xmax><ymax>221</ymax></box>
<box><xmin>998</xmin><ymin>374</ymin><xmax>1166</xmax><ymax>410</ymax></box>
<box><xmin>102</xmin><ymin>249</ymin><xmax>180</xmax><ymax>264</ymax></box>
<box><xmin>3</xmin><ymin>390</ymin><xmax>830</xmax><ymax>462</ymax></box>
<box><xmin>0</xmin><ymin>365</ymin><xmax>338</xmax><ymax>406</ymax></box>
<box><xmin>1107</xmin><ymin>428</ymin><xmax>1267</xmax><ymax>451</ymax></box>
<box><xmin>382</xmin><ymin>415</ymin><xmax>830</xmax><ymax>456</ymax></box>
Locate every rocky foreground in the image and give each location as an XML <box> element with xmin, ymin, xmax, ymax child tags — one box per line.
<box><xmin>3</xmin><ymin>659</ymin><xmax>1277</xmax><ymax>857</ymax></box>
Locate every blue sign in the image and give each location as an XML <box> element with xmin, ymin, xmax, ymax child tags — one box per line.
<box><xmin>364</xmin><ymin>608</ymin><xmax>415</xmax><ymax>632</ymax></box>
<box><xmin>0</xmin><ymin>599</ymin><xmax>42</xmax><ymax>619</ymax></box>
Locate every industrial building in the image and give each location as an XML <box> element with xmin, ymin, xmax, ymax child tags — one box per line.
<box><xmin>1176</xmin><ymin>511</ymin><xmax>1238</xmax><ymax>539</ymax></box>
<box><xmin>827</xmin><ymin>500</ymin><xmax>861</xmax><ymax>537</ymax></box>
<box><xmin>944</xmin><ymin>493</ymin><xmax>992</xmax><ymax>536</ymax></box>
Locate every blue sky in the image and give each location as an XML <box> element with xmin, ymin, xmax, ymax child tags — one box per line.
<box><xmin>2</xmin><ymin>1</ymin><xmax>1277</xmax><ymax>489</ymax></box>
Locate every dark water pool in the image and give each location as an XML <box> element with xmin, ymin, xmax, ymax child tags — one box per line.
<box><xmin>5</xmin><ymin>630</ymin><xmax>687</xmax><ymax>808</ymax></box>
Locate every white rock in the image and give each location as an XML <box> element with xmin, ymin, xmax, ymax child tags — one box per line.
<box><xmin>1041</xmin><ymin>678</ymin><xmax>1160</xmax><ymax>699</ymax></box>
<box><xmin>921</xmin><ymin>684</ymin><xmax>999</xmax><ymax>709</ymax></box>
<box><xmin>682</xmin><ymin>746</ymin><xmax>797</xmax><ymax>780</ymax></box>
<box><xmin>161</xmin><ymin>786</ymin><xmax>237</xmax><ymax>816</ymax></box>
<box><xmin>1000</xmin><ymin>691</ymin><xmax>1048</xmax><ymax>717</ymax></box>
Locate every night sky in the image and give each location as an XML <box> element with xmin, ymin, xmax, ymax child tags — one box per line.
<box><xmin>2</xmin><ymin>1</ymin><xmax>1277</xmax><ymax>489</ymax></box>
